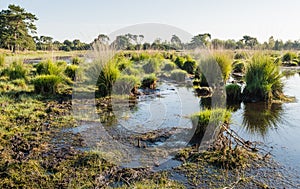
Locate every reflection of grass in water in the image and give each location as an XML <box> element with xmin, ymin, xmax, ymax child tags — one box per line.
<box><xmin>242</xmin><ymin>102</ymin><xmax>284</xmax><ymax>137</ymax></box>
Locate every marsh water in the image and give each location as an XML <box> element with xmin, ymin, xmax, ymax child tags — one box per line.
<box><xmin>230</xmin><ymin>70</ymin><xmax>300</xmax><ymax>173</ymax></box>
<box><xmin>68</xmin><ymin>70</ymin><xmax>300</xmax><ymax>178</ymax></box>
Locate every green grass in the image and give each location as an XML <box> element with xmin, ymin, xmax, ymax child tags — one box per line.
<box><xmin>96</xmin><ymin>60</ymin><xmax>120</xmax><ymax>97</ymax></box>
<box><xmin>32</xmin><ymin>75</ymin><xmax>62</xmax><ymax>94</ymax></box>
<box><xmin>4</xmin><ymin>61</ymin><xmax>29</xmax><ymax>80</ymax></box>
<box><xmin>189</xmin><ymin>108</ymin><xmax>231</xmax><ymax>145</ymax></box>
<box><xmin>243</xmin><ymin>54</ymin><xmax>285</xmax><ymax>102</ymax></box>
<box><xmin>213</xmin><ymin>53</ymin><xmax>232</xmax><ymax>81</ymax></box>
<box><xmin>36</xmin><ymin>59</ymin><xmax>66</xmax><ymax>76</ymax></box>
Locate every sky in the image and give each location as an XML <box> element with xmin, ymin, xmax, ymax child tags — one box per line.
<box><xmin>1</xmin><ymin>0</ymin><xmax>300</xmax><ymax>43</ymax></box>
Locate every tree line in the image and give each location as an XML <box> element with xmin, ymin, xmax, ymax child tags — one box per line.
<box><xmin>1</xmin><ymin>4</ymin><xmax>300</xmax><ymax>52</ymax></box>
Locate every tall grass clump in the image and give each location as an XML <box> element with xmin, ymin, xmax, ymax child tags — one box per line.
<box><xmin>0</xmin><ymin>54</ymin><xmax>5</xmax><ymax>66</ymax></box>
<box><xmin>112</xmin><ymin>75</ymin><xmax>140</xmax><ymax>95</ymax></box>
<box><xmin>116</xmin><ymin>56</ymin><xmax>132</xmax><ymax>71</ymax></box>
<box><xmin>7</xmin><ymin>61</ymin><xmax>28</xmax><ymax>80</ymax></box>
<box><xmin>198</xmin><ymin>57</ymin><xmax>223</xmax><ymax>87</ymax></box>
<box><xmin>162</xmin><ymin>60</ymin><xmax>177</xmax><ymax>71</ymax></box>
<box><xmin>170</xmin><ymin>69</ymin><xmax>187</xmax><ymax>82</ymax></box>
<box><xmin>232</xmin><ymin>60</ymin><xmax>246</xmax><ymax>73</ymax></box>
<box><xmin>226</xmin><ymin>84</ymin><xmax>242</xmax><ymax>102</ymax></box>
<box><xmin>281</xmin><ymin>52</ymin><xmax>298</xmax><ymax>66</ymax></box>
<box><xmin>96</xmin><ymin>61</ymin><xmax>120</xmax><ymax>97</ymax></box>
<box><xmin>72</xmin><ymin>56</ymin><xmax>82</xmax><ymax>65</ymax></box>
<box><xmin>142</xmin><ymin>58</ymin><xmax>161</xmax><ymax>74</ymax></box>
<box><xmin>182</xmin><ymin>58</ymin><xmax>196</xmax><ymax>74</ymax></box>
<box><xmin>36</xmin><ymin>59</ymin><xmax>66</xmax><ymax>76</ymax></box>
<box><xmin>189</xmin><ymin>108</ymin><xmax>231</xmax><ymax>145</ymax></box>
<box><xmin>33</xmin><ymin>75</ymin><xmax>62</xmax><ymax>94</ymax></box>
<box><xmin>174</xmin><ymin>56</ymin><xmax>185</xmax><ymax>69</ymax></box>
<box><xmin>243</xmin><ymin>54</ymin><xmax>285</xmax><ymax>102</ymax></box>
<box><xmin>234</xmin><ymin>51</ymin><xmax>249</xmax><ymax>60</ymax></box>
<box><xmin>141</xmin><ymin>74</ymin><xmax>157</xmax><ymax>89</ymax></box>
<box><xmin>131</xmin><ymin>52</ymin><xmax>151</xmax><ymax>62</ymax></box>
<box><xmin>214</xmin><ymin>53</ymin><xmax>232</xmax><ymax>81</ymax></box>
<box><xmin>65</xmin><ymin>65</ymin><xmax>79</xmax><ymax>81</ymax></box>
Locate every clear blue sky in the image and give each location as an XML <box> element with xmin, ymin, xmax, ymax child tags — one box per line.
<box><xmin>1</xmin><ymin>0</ymin><xmax>300</xmax><ymax>43</ymax></box>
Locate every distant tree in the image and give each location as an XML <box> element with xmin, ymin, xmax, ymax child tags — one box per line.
<box><xmin>170</xmin><ymin>34</ymin><xmax>182</xmax><ymax>49</ymax></box>
<box><xmin>190</xmin><ymin>33</ymin><xmax>211</xmax><ymax>49</ymax></box>
<box><xmin>143</xmin><ymin>42</ymin><xmax>151</xmax><ymax>50</ymax></box>
<box><xmin>0</xmin><ymin>4</ymin><xmax>38</xmax><ymax>52</ymax></box>
<box><xmin>53</xmin><ymin>40</ymin><xmax>62</xmax><ymax>50</ymax></box>
<box><xmin>274</xmin><ymin>40</ymin><xmax>284</xmax><ymax>50</ymax></box>
<box><xmin>97</xmin><ymin>34</ymin><xmax>110</xmax><ymax>44</ymax></box>
<box><xmin>241</xmin><ymin>35</ymin><xmax>258</xmax><ymax>49</ymax></box>
<box><xmin>268</xmin><ymin>36</ymin><xmax>275</xmax><ymax>50</ymax></box>
<box><xmin>224</xmin><ymin>39</ymin><xmax>237</xmax><ymax>49</ymax></box>
<box><xmin>112</xmin><ymin>35</ymin><xmax>131</xmax><ymax>50</ymax></box>
<box><xmin>284</xmin><ymin>40</ymin><xmax>293</xmax><ymax>50</ymax></box>
<box><xmin>211</xmin><ymin>39</ymin><xmax>224</xmax><ymax>49</ymax></box>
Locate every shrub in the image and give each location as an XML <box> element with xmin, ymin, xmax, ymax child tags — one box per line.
<box><xmin>170</xmin><ymin>69</ymin><xmax>187</xmax><ymax>82</ymax></box>
<box><xmin>112</xmin><ymin>75</ymin><xmax>140</xmax><ymax>95</ymax></box>
<box><xmin>189</xmin><ymin>108</ymin><xmax>231</xmax><ymax>145</ymax></box>
<box><xmin>7</xmin><ymin>61</ymin><xmax>28</xmax><ymax>80</ymax></box>
<box><xmin>226</xmin><ymin>84</ymin><xmax>242</xmax><ymax>102</ymax></box>
<box><xmin>162</xmin><ymin>60</ymin><xmax>177</xmax><ymax>71</ymax></box>
<box><xmin>183</xmin><ymin>59</ymin><xmax>196</xmax><ymax>74</ymax></box>
<box><xmin>243</xmin><ymin>54</ymin><xmax>284</xmax><ymax>102</ymax></box>
<box><xmin>141</xmin><ymin>74</ymin><xmax>157</xmax><ymax>89</ymax></box>
<box><xmin>33</xmin><ymin>75</ymin><xmax>62</xmax><ymax>94</ymax></box>
<box><xmin>142</xmin><ymin>58</ymin><xmax>160</xmax><ymax>74</ymax></box>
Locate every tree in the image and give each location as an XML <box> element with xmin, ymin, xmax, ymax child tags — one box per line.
<box><xmin>241</xmin><ymin>35</ymin><xmax>258</xmax><ymax>49</ymax></box>
<box><xmin>0</xmin><ymin>4</ymin><xmax>38</xmax><ymax>52</ymax></box>
<box><xmin>268</xmin><ymin>36</ymin><xmax>275</xmax><ymax>50</ymax></box>
<box><xmin>190</xmin><ymin>33</ymin><xmax>211</xmax><ymax>49</ymax></box>
<box><xmin>170</xmin><ymin>34</ymin><xmax>182</xmax><ymax>49</ymax></box>
<box><xmin>97</xmin><ymin>34</ymin><xmax>110</xmax><ymax>44</ymax></box>
<box><xmin>274</xmin><ymin>40</ymin><xmax>283</xmax><ymax>50</ymax></box>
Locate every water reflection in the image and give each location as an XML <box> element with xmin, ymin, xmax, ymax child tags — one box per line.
<box><xmin>242</xmin><ymin>102</ymin><xmax>284</xmax><ymax>137</ymax></box>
